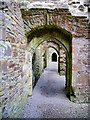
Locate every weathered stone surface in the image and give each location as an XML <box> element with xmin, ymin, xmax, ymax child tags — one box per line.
<box><xmin>0</xmin><ymin>0</ymin><xmax>89</xmax><ymax>119</ymax></box>
<box><xmin>0</xmin><ymin>1</ymin><xmax>30</xmax><ymax>118</ymax></box>
<box><xmin>60</xmin><ymin>48</ymin><xmax>66</xmax><ymax>75</ymax></box>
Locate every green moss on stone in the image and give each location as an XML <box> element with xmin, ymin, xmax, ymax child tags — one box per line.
<box><xmin>26</xmin><ymin>25</ymin><xmax>72</xmax><ymax>43</ymax></box>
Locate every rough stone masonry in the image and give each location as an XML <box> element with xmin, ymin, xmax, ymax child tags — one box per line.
<box><xmin>0</xmin><ymin>0</ymin><xmax>89</xmax><ymax>118</ymax></box>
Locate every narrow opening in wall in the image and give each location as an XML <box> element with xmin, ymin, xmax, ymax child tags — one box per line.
<box><xmin>52</xmin><ymin>52</ymin><xmax>57</xmax><ymax>62</ymax></box>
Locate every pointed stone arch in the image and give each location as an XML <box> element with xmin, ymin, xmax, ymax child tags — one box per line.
<box><xmin>27</xmin><ymin>25</ymin><xmax>72</xmax><ymax>99</ymax></box>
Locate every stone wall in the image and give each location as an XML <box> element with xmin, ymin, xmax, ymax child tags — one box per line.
<box><xmin>22</xmin><ymin>8</ymin><xmax>89</xmax><ymax>103</ymax></box>
<box><xmin>32</xmin><ymin>45</ymin><xmax>44</xmax><ymax>88</ymax></box>
<box><xmin>0</xmin><ymin>0</ymin><xmax>89</xmax><ymax>119</ymax></box>
<box><xmin>0</xmin><ymin>1</ymin><xmax>32</xmax><ymax>118</ymax></box>
<box><xmin>19</xmin><ymin>0</ymin><xmax>88</xmax><ymax>18</ymax></box>
<box><xmin>27</xmin><ymin>37</ymin><xmax>45</xmax><ymax>89</ymax></box>
<box><xmin>72</xmin><ymin>36</ymin><xmax>89</xmax><ymax>103</ymax></box>
<box><xmin>60</xmin><ymin>48</ymin><xmax>66</xmax><ymax>76</ymax></box>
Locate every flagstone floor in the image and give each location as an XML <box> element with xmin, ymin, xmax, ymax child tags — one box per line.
<box><xmin>18</xmin><ymin>62</ymin><xmax>89</xmax><ymax>118</ymax></box>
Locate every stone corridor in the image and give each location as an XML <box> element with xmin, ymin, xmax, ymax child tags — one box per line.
<box><xmin>0</xmin><ymin>0</ymin><xmax>89</xmax><ymax>118</ymax></box>
<box><xmin>18</xmin><ymin>62</ymin><xmax>88</xmax><ymax>118</ymax></box>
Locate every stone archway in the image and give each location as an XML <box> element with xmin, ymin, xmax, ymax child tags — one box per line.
<box><xmin>21</xmin><ymin>7</ymin><xmax>89</xmax><ymax>104</ymax></box>
<box><xmin>26</xmin><ymin>25</ymin><xmax>72</xmax><ymax>99</ymax></box>
<box><xmin>52</xmin><ymin>52</ymin><xmax>57</xmax><ymax>62</ymax></box>
<box><xmin>0</xmin><ymin>1</ymin><xmax>89</xmax><ymax>118</ymax></box>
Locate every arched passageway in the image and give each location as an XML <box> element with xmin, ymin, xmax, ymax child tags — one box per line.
<box><xmin>52</xmin><ymin>52</ymin><xmax>57</xmax><ymax>62</ymax></box>
<box><xmin>19</xmin><ymin>60</ymin><xmax>88</xmax><ymax>118</ymax></box>
<box><xmin>46</xmin><ymin>47</ymin><xmax>59</xmax><ymax>70</ymax></box>
<box><xmin>27</xmin><ymin>25</ymin><xmax>72</xmax><ymax>99</ymax></box>
<box><xmin>0</xmin><ymin>1</ymin><xmax>89</xmax><ymax>118</ymax></box>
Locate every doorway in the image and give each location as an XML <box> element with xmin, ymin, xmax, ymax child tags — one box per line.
<box><xmin>52</xmin><ymin>52</ymin><xmax>57</xmax><ymax>62</ymax></box>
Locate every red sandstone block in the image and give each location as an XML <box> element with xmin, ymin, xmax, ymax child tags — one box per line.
<box><xmin>9</xmin><ymin>63</ymin><xmax>15</xmax><ymax>68</ymax></box>
<box><xmin>77</xmin><ymin>59</ymin><xmax>82</xmax><ymax>64</ymax></box>
<box><xmin>12</xmin><ymin>50</ymin><xmax>18</xmax><ymax>57</ymax></box>
<box><xmin>83</xmin><ymin>60</ymin><xmax>88</xmax><ymax>65</ymax></box>
<box><xmin>73</xmin><ymin>41</ymin><xmax>86</xmax><ymax>46</ymax></box>
<box><xmin>14</xmin><ymin>66</ymin><xmax>20</xmax><ymax>71</ymax></box>
<box><xmin>81</xmin><ymin>93</ymin><xmax>86</xmax><ymax>96</ymax></box>
<box><xmin>77</xmin><ymin>78</ymin><xmax>88</xmax><ymax>85</ymax></box>
<box><xmin>78</xmin><ymin>53</ymin><xmax>87</xmax><ymax>59</ymax></box>
<box><xmin>77</xmin><ymin>72</ymin><xmax>88</xmax><ymax>82</ymax></box>
<box><xmin>73</xmin><ymin>65</ymin><xmax>84</xmax><ymax>70</ymax></box>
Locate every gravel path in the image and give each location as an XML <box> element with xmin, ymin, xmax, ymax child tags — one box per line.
<box><xmin>19</xmin><ymin>62</ymin><xmax>89</xmax><ymax>118</ymax></box>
